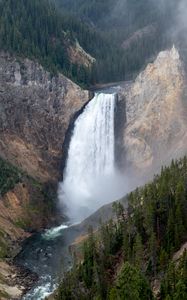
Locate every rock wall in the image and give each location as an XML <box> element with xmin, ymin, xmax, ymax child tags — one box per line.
<box><xmin>115</xmin><ymin>93</ymin><xmax>127</xmax><ymax>170</ymax></box>
<box><xmin>0</xmin><ymin>176</ymin><xmax>57</xmax><ymax>299</ymax></box>
<box><xmin>0</xmin><ymin>178</ymin><xmax>55</xmax><ymax>257</ymax></box>
<box><xmin>119</xmin><ymin>46</ymin><xmax>187</xmax><ymax>176</ymax></box>
<box><xmin>0</xmin><ymin>261</ymin><xmax>37</xmax><ymax>300</ymax></box>
<box><xmin>0</xmin><ymin>52</ymin><xmax>89</xmax><ymax>182</ymax></box>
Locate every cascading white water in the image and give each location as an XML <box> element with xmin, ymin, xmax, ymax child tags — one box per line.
<box><xmin>58</xmin><ymin>92</ymin><xmax>125</xmax><ymax>222</ymax></box>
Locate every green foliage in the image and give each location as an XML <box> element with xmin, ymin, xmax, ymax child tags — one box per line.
<box><xmin>0</xmin><ymin>157</ymin><xmax>22</xmax><ymax>196</ymax></box>
<box><xmin>14</xmin><ymin>218</ymin><xmax>31</xmax><ymax>230</ymax></box>
<box><xmin>133</xmin><ymin>233</ymin><xmax>144</xmax><ymax>269</ymax></box>
<box><xmin>113</xmin><ymin>262</ymin><xmax>153</xmax><ymax>300</ymax></box>
<box><xmin>56</xmin><ymin>156</ymin><xmax>187</xmax><ymax>299</ymax></box>
<box><xmin>161</xmin><ymin>251</ymin><xmax>187</xmax><ymax>300</ymax></box>
<box><xmin>0</xmin><ymin>0</ymin><xmax>91</xmax><ymax>86</ymax></box>
<box><xmin>81</xmin><ymin>227</ymin><xmax>96</xmax><ymax>288</ymax></box>
<box><xmin>55</xmin><ymin>0</ymin><xmax>178</xmax><ymax>84</ymax></box>
<box><xmin>0</xmin><ymin>0</ymin><xmax>179</xmax><ymax>86</ymax></box>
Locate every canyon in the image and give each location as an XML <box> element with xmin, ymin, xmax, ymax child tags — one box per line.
<box><xmin>1</xmin><ymin>45</ymin><xmax>187</xmax><ymax>299</ymax></box>
<box><xmin>0</xmin><ymin>51</ymin><xmax>90</xmax><ymax>182</ymax></box>
<box><xmin>0</xmin><ymin>51</ymin><xmax>90</xmax><ymax>299</ymax></box>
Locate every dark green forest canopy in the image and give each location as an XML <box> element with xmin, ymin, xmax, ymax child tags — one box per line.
<box><xmin>0</xmin><ymin>0</ymin><xmax>96</xmax><ymax>86</ymax></box>
<box><xmin>56</xmin><ymin>156</ymin><xmax>187</xmax><ymax>299</ymax></box>
<box><xmin>55</xmin><ymin>0</ymin><xmax>180</xmax><ymax>82</ymax></box>
<box><xmin>0</xmin><ymin>0</ymin><xmax>180</xmax><ymax>86</ymax></box>
<box><xmin>56</xmin><ymin>0</ymin><xmax>162</xmax><ymax>34</ymax></box>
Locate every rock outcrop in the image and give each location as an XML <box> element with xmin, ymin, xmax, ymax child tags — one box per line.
<box><xmin>0</xmin><ymin>51</ymin><xmax>90</xmax><ymax>298</ymax></box>
<box><xmin>119</xmin><ymin>46</ymin><xmax>187</xmax><ymax>176</ymax></box>
<box><xmin>0</xmin><ymin>52</ymin><xmax>89</xmax><ymax>182</ymax></box>
<box><xmin>68</xmin><ymin>40</ymin><xmax>96</xmax><ymax>68</ymax></box>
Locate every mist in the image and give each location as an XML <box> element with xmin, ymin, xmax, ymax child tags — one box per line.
<box><xmin>58</xmin><ymin>93</ymin><xmax>130</xmax><ymax>223</ymax></box>
<box><xmin>58</xmin><ymin>169</ymin><xmax>130</xmax><ymax>223</ymax></box>
<box><xmin>57</xmin><ymin>0</ymin><xmax>187</xmax><ymax>224</ymax></box>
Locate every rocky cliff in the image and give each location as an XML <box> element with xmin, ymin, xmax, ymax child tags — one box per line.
<box><xmin>0</xmin><ymin>52</ymin><xmax>89</xmax><ymax>182</ymax></box>
<box><xmin>0</xmin><ymin>173</ymin><xmax>56</xmax><ymax>299</ymax></box>
<box><xmin>0</xmin><ymin>52</ymin><xmax>90</xmax><ymax>298</ymax></box>
<box><xmin>119</xmin><ymin>46</ymin><xmax>187</xmax><ymax>176</ymax></box>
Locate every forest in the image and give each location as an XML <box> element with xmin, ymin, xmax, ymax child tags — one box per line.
<box><xmin>0</xmin><ymin>0</ymin><xmax>93</xmax><ymax>86</ymax></box>
<box><xmin>56</xmin><ymin>157</ymin><xmax>187</xmax><ymax>299</ymax></box>
<box><xmin>0</xmin><ymin>0</ymin><xmax>180</xmax><ymax>86</ymax></box>
<box><xmin>55</xmin><ymin>0</ymin><xmax>178</xmax><ymax>82</ymax></box>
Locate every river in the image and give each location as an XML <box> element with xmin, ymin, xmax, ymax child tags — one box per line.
<box><xmin>16</xmin><ymin>88</ymin><xmax>127</xmax><ymax>299</ymax></box>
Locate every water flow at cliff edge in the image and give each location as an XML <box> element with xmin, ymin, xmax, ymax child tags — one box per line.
<box><xmin>58</xmin><ymin>92</ymin><xmax>127</xmax><ymax>222</ymax></box>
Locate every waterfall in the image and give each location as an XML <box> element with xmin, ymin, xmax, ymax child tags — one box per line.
<box><xmin>58</xmin><ymin>92</ymin><xmax>125</xmax><ymax>222</ymax></box>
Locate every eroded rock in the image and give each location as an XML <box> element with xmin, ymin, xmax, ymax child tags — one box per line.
<box><xmin>119</xmin><ymin>46</ymin><xmax>187</xmax><ymax>175</ymax></box>
<box><xmin>0</xmin><ymin>52</ymin><xmax>89</xmax><ymax>182</ymax></box>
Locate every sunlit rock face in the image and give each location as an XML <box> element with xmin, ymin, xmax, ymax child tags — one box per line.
<box><xmin>0</xmin><ymin>52</ymin><xmax>89</xmax><ymax>182</ymax></box>
<box><xmin>120</xmin><ymin>46</ymin><xmax>187</xmax><ymax>175</ymax></box>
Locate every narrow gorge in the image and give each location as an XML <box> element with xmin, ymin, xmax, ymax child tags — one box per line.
<box><xmin>12</xmin><ymin>46</ymin><xmax>187</xmax><ymax>300</ymax></box>
<box><xmin>1</xmin><ymin>45</ymin><xmax>187</xmax><ymax>300</ymax></box>
<box><xmin>15</xmin><ymin>90</ymin><xmax>126</xmax><ymax>299</ymax></box>
<box><xmin>1</xmin><ymin>1</ymin><xmax>187</xmax><ymax>299</ymax></box>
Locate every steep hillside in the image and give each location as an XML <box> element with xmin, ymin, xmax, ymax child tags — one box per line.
<box><xmin>1</xmin><ymin>0</ymin><xmax>184</xmax><ymax>86</ymax></box>
<box><xmin>56</xmin><ymin>0</ymin><xmax>179</xmax><ymax>83</ymax></box>
<box><xmin>118</xmin><ymin>46</ymin><xmax>187</xmax><ymax>177</ymax></box>
<box><xmin>0</xmin><ymin>157</ymin><xmax>56</xmax><ymax>258</ymax></box>
<box><xmin>0</xmin><ymin>52</ymin><xmax>89</xmax><ymax>182</ymax></box>
<box><xmin>55</xmin><ymin>156</ymin><xmax>187</xmax><ymax>300</ymax></box>
<box><xmin>0</xmin><ymin>157</ymin><xmax>57</xmax><ymax>299</ymax></box>
<box><xmin>57</xmin><ymin>0</ymin><xmax>167</xmax><ymax>32</ymax></box>
<box><xmin>0</xmin><ymin>0</ymin><xmax>98</xmax><ymax>86</ymax></box>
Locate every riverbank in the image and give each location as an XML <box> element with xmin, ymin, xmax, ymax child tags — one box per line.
<box><xmin>0</xmin><ymin>260</ymin><xmax>38</xmax><ymax>299</ymax></box>
<box><xmin>16</xmin><ymin>195</ymin><xmax>128</xmax><ymax>300</ymax></box>
<box><xmin>0</xmin><ymin>156</ymin><xmax>62</xmax><ymax>298</ymax></box>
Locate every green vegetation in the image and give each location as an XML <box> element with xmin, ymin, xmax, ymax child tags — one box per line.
<box><xmin>56</xmin><ymin>156</ymin><xmax>187</xmax><ymax>299</ymax></box>
<box><xmin>161</xmin><ymin>251</ymin><xmax>187</xmax><ymax>300</ymax></box>
<box><xmin>55</xmin><ymin>0</ymin><xmax>178</xmax><ymax>84</ymax></box>
<box><xmin>0</xmin><ymin>0</ymin><xmax>92</xmax><ymax>86</ymax></box>
<box><xmin>0</xmin><ymin>157</ymin><xmax>22</xmax><ymax>196</ymax></box>
<box><xmin>14</xmin><ymin>217</ymin><xmax>31</xmax><ymax>230</ymax></box>
<box><xmin>0</xmin><ymin>155</ymin><xmax>56</xmax><ymax>236</ymax></box>
<box><xmin>0</xmin><ymin>0</ymin><xmax>179</xmax><ymax>86</ymax></box>
<box><xmin>109</xmin><ymin>262</ymin><xmax>153</xmax><ymax>300</ymax></box>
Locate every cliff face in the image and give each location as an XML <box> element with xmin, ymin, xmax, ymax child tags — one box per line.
<box><xmin>0</xmin><ymin>52</ymin><xmax>89</xmax><ymax>182</ymax></box>
<box><xmin>68</xmin><ymin>41</ymin><xmax>96</xmax><ymax>68</ymax></box>
<box><xmin>119</xmin><ymin>46</ymin><xmax>187</xmax><ymax>175</ymax></box>
<box><xmin>0</xmin><ymin>177</ymin><xmax>55</xmax><ymax>257</ymax></box>
<box><xmin>0</xmin><ymin>175</ymin><xmax>56</xmax><ymax>298</ymax></box>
